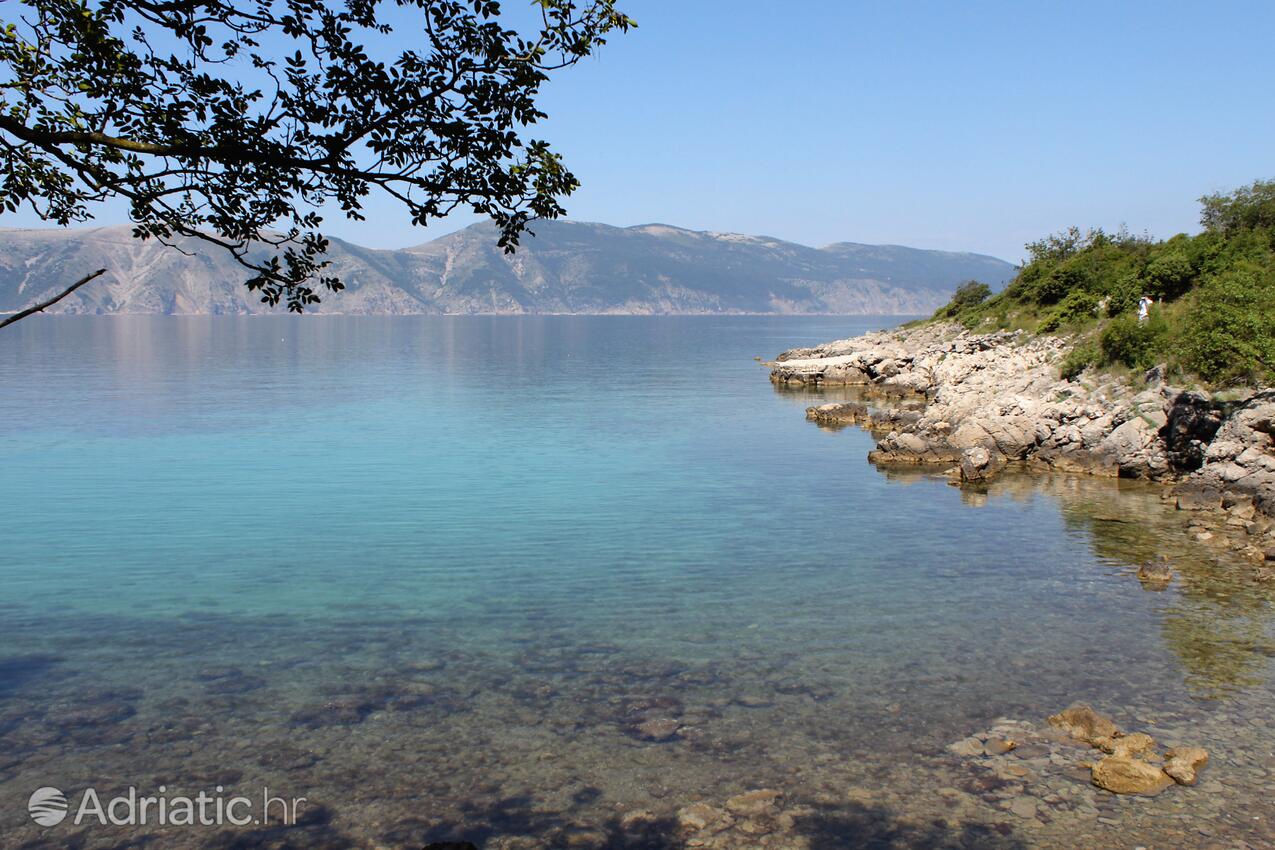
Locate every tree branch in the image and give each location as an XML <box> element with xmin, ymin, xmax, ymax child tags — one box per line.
<box><xmin>0</xmin><ymin>268</ymin><xmax>108</xmax><ymax>329</ymax></box>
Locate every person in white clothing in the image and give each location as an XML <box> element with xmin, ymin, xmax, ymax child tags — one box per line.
<box><xmin>1137</xmin><ymin>295</ymin><xmax>1154</xmax><ymax>322</ymax></box>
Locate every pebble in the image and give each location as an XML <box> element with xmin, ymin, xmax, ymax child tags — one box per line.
<box><xmin>1009</xmin><ymin>798</ymin><xmax>1038</xmax><ymax>819</ymax></box>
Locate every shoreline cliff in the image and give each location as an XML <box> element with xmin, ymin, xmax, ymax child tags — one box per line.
<box><xmin>769</xmin><ymin>322</ymin><xmax>1275</xmax><ymax>568</ymax></box>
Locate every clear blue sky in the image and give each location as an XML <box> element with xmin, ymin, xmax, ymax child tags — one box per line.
<box><xmin>13</xmin><ymin>1</ymin><xmax>1275</xmax><ymax>263</ymax></box>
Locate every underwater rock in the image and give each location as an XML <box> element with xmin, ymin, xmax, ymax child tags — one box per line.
<box><xmin>203</xmin><ymin>673</ymin><xmax>267</xmax><ymax>695</ymax></box>
<box><xmin>725</xmin><ymin>788</ymin><xmax>783</xmax><ymax>818</ymax></box>
<box><xmin>983</xmin><ymin>737</ymin><xmax>1017</xmax><ymax>755</ymax></box>
<box><xmin>1136</xmin><ymin>556</ymin><xmax>1174</xmax><ymax>589</ymax></box>
<box><xmin>1047</xmin><ymin>703</ymin><xmax>1120</xmax><ymax>749</ymax></box>
<box><xmin>1090</xmin><ymin>755</ymin><xmax>1174</xmax><ymax>796</ymax></box>
<box><xmin>632</xmin><ymin>717</ymin><xmax>681</xmax><ymax>742</ymax></box>
<box><xmin>406</xmin><ymin>658</ymin><xmax>447</xmax><ymax>674</ymax></box>
<box><xmin>257</xmin><ymin>743</ymin><xmax>321</xmax><ymax>771</ymax></box>
<box><xmin>678</xmin><ymin>790</ymin><xmax>810</xmax><ymax>849</ymax></box>
<box><xmin>55</xmin><ymin>699</ymin><xmax>136</xmax><ymax>729</ymax></box>
<box><xmin>290</xmin><ymin>695</ymin><xmax>379</xmax><ymax>727</ymax></box>
<box><xmin>948</xmin><ymin>736</ymin><xmax>984</xmax><ymax>757</ymax></box>
<box><xmin>676</xmin><ymin>802</ymin><xmax>726</xmax><ymax>832</ymax></box>
<box><xmin>734</xmin><ymin>694</ymin><xmax>773</xmax><ymax>708</ymax></box>
<box><xmin>1163</xmin><ymin>746</ymin><xmax>1210</xmax><ymax>785</ymax></box>
<box><xmin>194</xmin><ymin>665</ymin><xmax>245</xmax><ymax>682</ymax></box>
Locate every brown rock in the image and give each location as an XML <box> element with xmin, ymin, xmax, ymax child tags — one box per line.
<box><xmin>634</xmin><ymin>717</ymin><xmax>681</xmax><ymax>742</ymax></box>
<box><xmin>1048</xmin><ymin>703</ymin><xmax>1120</xmax><ymax>748</ymax></box>
<box><xmin>676</xmin><ymin>803</ymin><xmax>725</xmax><ymax>833</ymax></box>
<box><xmin>725</xmin><ymin>789</ymin><xmax>783</xmax><ymax>818</ymax></box>
<box><xmin>948</xmin><ymin>736</ymin><xmax>983</xmax><ymax>757</ymax></box>
<box><xmin>1163</xmin><ymin>746</ymin><xmax>1210</xmax><ymax>785</ymax></box>
<box><xmin>1136</xmin><ymin>556</ymin><xmax>1174</xmax><ymax>589</ymax></box>
<box><xmin>618</xmin><ymin>809</ymin><xmax>658</xmax><ymax>830</ymax></box>
<box><xmin>1106</xmin><ymin>731</ymin><xmax>1157</xmax><ymax>759</ymax></box>
<box><xmin>1091</xmin><ymin>756</ymin><xmax>1174</xmax><ymax>796</ymax></box>
<box><xmin>960</xmin><ymin>446</ymin><xmax>997</xmax><ymax>482</ymax></box>
<box><xmin>983</xmin><ymin>737</ymin><xmax>1017</xmax><ymax>755</ymax></box>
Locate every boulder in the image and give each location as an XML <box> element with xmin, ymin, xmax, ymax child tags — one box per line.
<box><xmin>1090</xmin><ymin>756</ymin><xmax>1174</xmax><ymax>796</ymax></box>
<box><xmin>1163</xmin><ymin>391</ymin><xmax>1224</xmax><ymax>472</ymax></box>
<box><xmin>959</xmin><ymin>446</ymin><xmax>995</xmax><ymax>483</ymax></box>
<box><xmin>1163</xmin><ymin>746</ymin><xmax>1210</xmax><ymax>785</ymax></box>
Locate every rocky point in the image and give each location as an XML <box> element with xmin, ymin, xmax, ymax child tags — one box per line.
<box><xmin>770</xmin><ymin>322</ymin><xmax>1275</xmax><ymax>567</ymax></box>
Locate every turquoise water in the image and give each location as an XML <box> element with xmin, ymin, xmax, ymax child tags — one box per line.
<box><xmin>1</xmin><ymin>316</ymin><xmax>1273</xmax><ymax>849</ymax></box>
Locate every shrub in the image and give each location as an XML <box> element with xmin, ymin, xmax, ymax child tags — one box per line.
<box><xmin>933</xmin><ymin>280</ymin><xmax>992</xmax><ymax>319</ymax></box>
<box><xmin>1099</xmin><ymin>313</ymin><xmax>1167</xmax><ymax>370</ymax></box>
<box><xmin>1039</xmin><ymin>289</ymin><xmax>1100</xmax><ymax>332</ymax></box>
<box><xmin>1182</xmin><ymin>264</ymin><xmax>1275</xmax><ymax>383</ymax></box>
<box><xmin>1105</xmin><ymin>272</ymin><xmax>1141</xmax><ymax>316</ymax></box>
<box><xmin>1143</xmin><ymin>247</ymin><xmax>1194</xmax><ymax>299</ymax></box>
<box><xmin>1060</xmin><ymin>340</ymin><xmax>1099</xmax><ymax>380</ymax></box>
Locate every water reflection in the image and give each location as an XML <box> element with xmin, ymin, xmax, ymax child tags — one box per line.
<box><xmin>861</xmin><ymin>434</ymin><xmax>1275</xmax><ymax>700</ymax></box>
<box><xmin>2</xmin><ymin>318</ymin><xmax>1274</xmax><ymax>849</ymax></box>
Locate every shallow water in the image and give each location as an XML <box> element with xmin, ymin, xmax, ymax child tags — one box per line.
<box><xmin>1</xmin><ymin>315</ymin><xmax>1273</xmax><ymax>849</ymax></box>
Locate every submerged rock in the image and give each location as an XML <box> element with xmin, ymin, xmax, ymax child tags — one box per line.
<box><xmin>1090</xmin><ymin>755</ymin><xmax>1174</xmax><ymax>796</ymax></box>
<box><xmin>632</xmin><ymin>717</ymin><xmax>681</xmax><ymax>742</ymax></box>
<box><xmin>676</xmin><ymin>790</ymin><xmax>808</xmax><ymax>849</ymax></box>
<box><xmin>1136</xmin><ymin>556</ymin><xmax>1174</xmax><ymax>589</ymax></box>
<box><xmin>1047</xmin><ymin>703</ymin><xmax>1120</xmax><ymax>749</ymax></box>
<box><xmin>1163</xmin><ymin>746</ymin><xmax>1210</xmax><ymax>785</ymax></box>
<box><xmin>982</xmin><ymin>737</ymin><xmax>1017</xmax><ymax>755</ymax></box>
<box><xmin>948</xmin><ymin>736</ymin><xmax>984</xmax><ymax>757</ymax></box>
<box><xmin>676</xmin><ymin>802</ymin><xmax>725</xmax><ymax>832</ymax></box>
<box><xmin>725</xmin><ymin>788</ymin><xmax>783</xmax><ymax>818</ymax></box>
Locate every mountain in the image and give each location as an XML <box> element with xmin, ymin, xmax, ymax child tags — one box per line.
<box><xmin>0</xmin><ymin>220</ymin><xmax>1016</xmax><ymax>316</ymax></box>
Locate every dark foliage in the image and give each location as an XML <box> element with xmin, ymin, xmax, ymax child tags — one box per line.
<box><xmin>0</xmin><ymin>0</ymin><xmax>632</xmax><ymax>313</ymax></box>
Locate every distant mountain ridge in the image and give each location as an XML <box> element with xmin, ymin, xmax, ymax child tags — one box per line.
<box><xmin>0</xmin><ymin>220</ymin><xmax>1017</xmax><ymax>316</ymax></box>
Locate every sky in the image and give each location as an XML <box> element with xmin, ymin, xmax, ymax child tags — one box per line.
<box><xmin>9</xmin><ymin>0</ymin><xmax>1275</xmax><ymax>263</ymax></box>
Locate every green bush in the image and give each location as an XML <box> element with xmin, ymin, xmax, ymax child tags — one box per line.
<box><xmin>1039</xmin><ymin>289</ymin><xmax>1100</xmax><ymax>332</ymax></box>
<box><xmin>1099</xmin><ymin>313</ymin><xmax>1167</xmax><ymax>370</ymax></box>
<box><xmin>1182</xmin><ymin>264</ymin><xmax>1275</xmax><ymax>383</ymax></box>
<box><xmin>1105</xmin><ymin>272</ymin><xmax>1141</xmax><ymax>316</ymax></box>
<box><xmin>1060</xmin><ymin>340</ymin><xmax>1099</xmax><ymax>380</ymax></box>
<box><xmin>933</xmin><ymin>280</ymin><xmax>992</xmax><ymax>319</ymax></box>
<box><xmin>1144</xmin><ymin>247</ymin><xmax>1194</xmax><ymax>299</ymax></box>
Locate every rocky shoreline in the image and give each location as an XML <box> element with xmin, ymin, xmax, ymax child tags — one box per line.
<box><xmin>769</xmin><ymin>323</ymin><xmax>1275</xmax><ymax>569</ymax></box>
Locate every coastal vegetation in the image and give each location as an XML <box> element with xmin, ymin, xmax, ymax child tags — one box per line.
<box><xmin>930</xmin><ymin>179</ymin><xmax>1275</xmax><ymax>386</ymax></box>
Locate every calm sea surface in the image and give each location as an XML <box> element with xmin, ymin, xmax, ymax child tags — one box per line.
<box><xmin>1</xmin><ymin>316</ymin><xmax>1272</xmax><ymax>849</ymax></box>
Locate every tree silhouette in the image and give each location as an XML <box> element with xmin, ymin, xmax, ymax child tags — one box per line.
<box><xmin>0</xmin><ymin>0</ymin><xmax>632</xmax><ymax>323</ymax></box>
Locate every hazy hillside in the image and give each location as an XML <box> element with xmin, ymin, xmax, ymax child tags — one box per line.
<box><xmin>0</xmin><ymin>220</ymin><xmax>1016</xmax><ymax>316</ymax></box>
